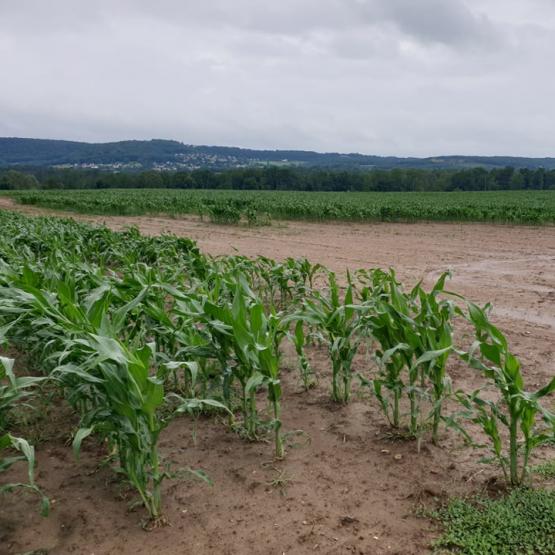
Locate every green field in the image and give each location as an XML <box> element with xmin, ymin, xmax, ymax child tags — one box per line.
<box><xmin>6</xmin><ymin>188</ymin><xmax>555</xmax><ymax>224</ymax></box>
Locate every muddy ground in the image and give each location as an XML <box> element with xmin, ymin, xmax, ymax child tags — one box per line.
<box><xmin>0</xmin><ymin>197</ymin><xmax>554</xmax><ymax>554</ymax></box>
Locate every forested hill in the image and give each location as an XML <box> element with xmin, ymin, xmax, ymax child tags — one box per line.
<box><xmin>1</xmin><ymin>137</ymin><xmax>555</xmax><ymax>171</ymax></box>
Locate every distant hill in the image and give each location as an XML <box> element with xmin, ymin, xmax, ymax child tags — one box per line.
<box><xmin>1</xmin><ymin>137</ymin><xmax>554</xmax><ymax>171</ymax></box>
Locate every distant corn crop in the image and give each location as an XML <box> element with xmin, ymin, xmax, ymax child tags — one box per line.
<box><xmin>6</xmin><ymin>188</ymin><xmax>555</xmax><ymax>224</ymax></box>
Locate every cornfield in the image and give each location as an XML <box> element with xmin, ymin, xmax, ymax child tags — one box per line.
<box><xmin>7</xmin><ymin>188</ymin><xmax>555</xmax><ymax>224</ymax></box>
<box><xmin>0</xmin><ymin>208</ymin><xmax>553</xmax><ymax>528</ymax></box>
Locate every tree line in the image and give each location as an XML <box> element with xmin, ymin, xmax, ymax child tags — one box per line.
<box><xmin>1</xmin><ymin>166</ymin><xmax>555</xmax><ymax>192</ymax></box>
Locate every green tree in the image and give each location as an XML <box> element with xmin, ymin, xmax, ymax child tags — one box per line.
<box><xmin>0</xmin><ymin>170</ymin><xmax>39</xmax><ymax>190</ymax></box>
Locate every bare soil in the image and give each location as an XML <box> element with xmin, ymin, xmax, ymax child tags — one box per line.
<box><xmin>1</xmin><ymin>197</ymin><xmax>554</xmax><ymax>555</ymax></box>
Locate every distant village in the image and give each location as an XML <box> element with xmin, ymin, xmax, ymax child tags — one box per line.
<box><xmin>52</xmin><ymin>152</ymin><xmax>296</xmax><ymax>172</ymax></box>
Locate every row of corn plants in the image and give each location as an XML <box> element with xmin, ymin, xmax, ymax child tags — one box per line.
<box><xmin>11</xmin><ymin>188</ymin><xmax>555</xmax><ymax>225</ymax></box>
<box><xmin>0</xmin><ymin>212</ymin><xmax>304</xmax><ymax>521</ymax></box>
<box><xmin>289</xmin><ymin>267</ymin><xmax>553</xmax><ymax>471</ymax></box>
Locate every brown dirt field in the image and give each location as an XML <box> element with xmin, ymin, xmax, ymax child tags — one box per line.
<box><xmin>0</xmin><ymin>197</ymin><xmax>554</xmax><ymax>555</ymax></box>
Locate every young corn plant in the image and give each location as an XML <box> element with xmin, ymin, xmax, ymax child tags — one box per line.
<box><xmin>411</xmin><ymin>273</ymin><xmax>455</xmax><ymax>444</ymax></box>
<box><xmin>256</xmin><ymin>309</ymin><xmax>288</xmax><ymax>459</ymax></box>
<box><xmin>63</xmin><ymin>335</ymin><xmax>221</xmax><ymax>525</ymax></box>
<box><xmin>169</xmin><ymin>277</ymin><xmax>242</xmax><ymax>426</ymax></box>
<box><xmin>301</xmin><ymin>272</ymin><xmax>360</xmax><ymax>403</ymax></box>
<box><xmin>284</xmin><ymin>257</ymin><xmax>324</xmax><ymax>302</ymax></box>
<box><xmin>0</xmin><ymin>354</ymin><xmax>49</xmax><ymax>515</ymax></box>
<box><xmin>360</xmin><ymin>270</ymin><xmax>454</xmax><ymax>443</ymax></box>
<box><xmin>233</xmin><ymin>286</ymin><xmax>287</xmax><ymax>457</ymax></box>
<box><xmin>360</xmin><ymin>339</ymin><xmax>409</xmax><ymax>429</ymax></box>
<box><xmin>360</xmin><ymin>270</ymin><xmax>415</xmax><ymax>429</ymax></box>
<box><xmin>252</xmin><ymin>257</ymin><xmax>293</xmax><ymax>309</ymax></box>
<box><xmin>198</xmin><ymin>278</ymin><xmax>287</xmax><ymax>456</ymax></box>
<box><xmin>0</xmin><ymin>434</ymin><xmax>50</xmax><ymax>516</ymax></box>
<box><xmin>456</xmin><ymin>303</ymin><xmax>555</xmax><ymax>486</ymax></box>
<box><xmin>65</xmin><ymin>338</ymin><xmax>168</xmax><ymax>525</ymax></box>
<box><xmin>291</xmin><ymin>320</ymin><xmax>315</xmax><ymax>390</ymax></box>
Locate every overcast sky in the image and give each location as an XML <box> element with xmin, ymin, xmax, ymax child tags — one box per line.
<box><xmin>0</xmin><ymin>0</ymin><xmax>554</xmax><ymax>156</ymax></box>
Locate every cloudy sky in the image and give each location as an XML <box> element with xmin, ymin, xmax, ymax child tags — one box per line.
<box><xmin>0</xmin><ymin>0</ymin><xmax>554</xmax><ymax>156</ymax></box>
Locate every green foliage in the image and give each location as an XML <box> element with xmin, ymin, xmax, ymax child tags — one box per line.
<box><xmin>291</xmin><ymin>320</ymin><xmax>315</xmax><ymax>390</ymax></box>
<box><xmin>0</xmin><ymin>207</ymin><xmax>553</xmax><ymax>531</ymax></box>
<box><xmin>0</xmin><ymin>210</ymin><xmax>307</xmax><ymax>519</ymax></box>
<box><xmin>298</xmin><ymin>272</ymin><xmax>360</xmax><ymax>403</ymax></box>
<box><xmin>0</xmin><ymin>354</ymin><xmax>43</xmax><ymax>431</ymax></box>
<box><xmin>0</xmin><ymin>214</ymin><xmax>221</xmax><ymax>521</ymax></box>
<box><xmin>66</xmin><ymin>338</ymin><xmax>167</xmax><ymax>520</ymax></box>
<box><xmin>432</xmin><ymin>488</ymin><xmax>555</xmax><ymax>555</ymax></box>
<box><xmin>192</xmin><ymin>278</ymin><xmax>286</xmax><ymax>456</ymax></box>
<box><xmin>208</xmin><ymin>203</ymin><xmax>241</xmax><ymax>224</ymax></box>
<box><xmin>532</xmin><ymin>459</ymin><xmax>555</xmax><ymax>478</ymax></box>
<box><xmin>0</xmin><ymin>170</ymin><xmax>39</xmax><ymax>190</ymax></box>
<box><xmin>0</xmin><ymin>355</ymin><xmax>49</xmax><ymax>515</ymax></box>
<box><xmin>8</xmin><ymin>188</ymin><xmax>555</xmax><ymax>225</ymax></box>
<box><xmin>0</xmin><ymin>433</ymin><xmax>50</xmax><ymax>516</ymax></box>
<box><xmin>456</xmin><ymin>303</ymin><xmax>555</xmax><ymax>486</ymax></box>
<box><xmin>360</xmin><ymin>270</ymin><xmax>454</xmax><ymax>443</ymax></box>
<box><xmin>245</xmin><ymin>207</ymin><xmax>271</xmax><ymax>227</ymax></box>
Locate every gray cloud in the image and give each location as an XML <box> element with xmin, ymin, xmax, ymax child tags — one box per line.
<box><xmin>0</xmin><ymin>0</ymin><xmax>554</xmax><ymax>156</ymax></box>
<box><xmin>367</xmin><ymin>0</ymin><xmax>496</xmax><ymax>46</ymax></box>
